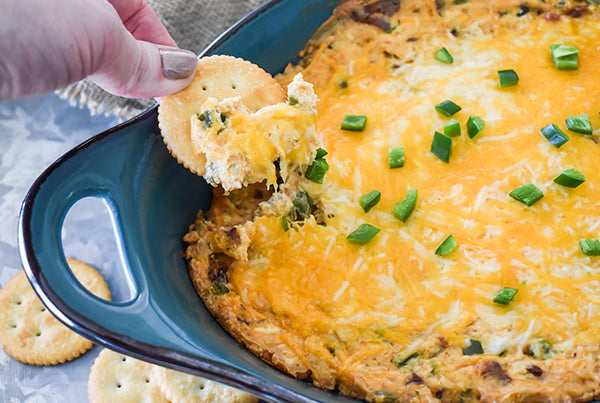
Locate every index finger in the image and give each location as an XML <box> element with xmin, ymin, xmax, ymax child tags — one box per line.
<box><xmin>108</xmin><ymin>0</ymin><xmax>176</xmax><ymax>47</ymax></box>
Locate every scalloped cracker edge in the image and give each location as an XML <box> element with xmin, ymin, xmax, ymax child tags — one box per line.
<box><xmin>0</xmin><ymin>259</ymin><xmax>111</xmax><ymax>365</ymax></box>
<box><xmin>152</xmin><ymin>364</ymin><xmax>258</xmax><ymax>403</ymax></box>
<box><xmin>88</xmin><ymin>348</ymin><xmax>169</xmax><ymax>403</ymax></box>
<box><xmin>158</xmin><ymin>55</ymin><xmax>286</xmax><ymax>176</ymax></box>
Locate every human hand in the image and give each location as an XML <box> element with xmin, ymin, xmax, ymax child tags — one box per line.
<box><xmin>0</xmin><ymin>0</ymin><xmax>198</xmax><ymax>99</ymax></box>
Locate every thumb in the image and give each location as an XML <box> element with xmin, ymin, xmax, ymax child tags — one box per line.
<box><xmin>88</xmin><ymin>36</ymin><xmax>198</xmax><ymax>99</ymax></box>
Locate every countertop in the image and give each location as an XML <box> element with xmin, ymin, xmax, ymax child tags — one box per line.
<box><xmin>0</xmin><ymin>93</ymin><xmax>127</xmax><ymax>402</ymax></box>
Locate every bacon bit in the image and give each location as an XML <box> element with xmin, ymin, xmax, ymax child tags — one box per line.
<box><xmin>254</xmin><ymin>189</ymin><xmax>265</xmax><ymax>199</ymax></box>
<box><xmin>364</xmin><ymin>0</ymin><xmax>400</xmax><ymax>17</ymax></box>
<box><xmin>566</xmin><ymin>5</ymin><xmax>589</xmax><ymax>18</ymax></box>
<box><xmin>406</xmin><ymin>372</ymin><xmax>425</xmax><ymax>385</ymax></box>
<box><xmin>481</xmin><ymin>361</ymin><xmax>512</xmax><ymax>383</ymax></box>
<box><xmin>526</xmin><ymin>364</ymin><xmax>543</xmax><ymax>377</ymax></box>
<box><xmin>435</xmin><ymin>0</ymin><xmax>445</xmax><ymax>12</ymax></box>
<box><xmin>224</xmin><ymin>228</ymin><xmax>241</xmax><ymax>246</ymax></box>
<box><xmin>544</xmin><ymin>11</ymin><xmax>562</xmax><ymax>22</ymax></box>
<box><xmin>350</xmin><ymin>0</ymin><xmax>400</xmax><ymax>31</ymax></box>
<box><xmin>350</xmin><ymin>9</ymin><xmax>391</xmax><ymax>31</ymax></box>
<box><xmin>208</xmin><ymin>254</ymin><xmax>230</xmax><ymax>283</ymax></box>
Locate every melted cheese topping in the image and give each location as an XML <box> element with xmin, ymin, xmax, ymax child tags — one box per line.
<box><xmin>190</xmin><ymin>74</ymin><xmax>320</xmax><ymax>191</ymax></box>
<box><xmin>229</xmin><ymin>11</ymin><xmax>600</xmax><ymax>357</ymax></box>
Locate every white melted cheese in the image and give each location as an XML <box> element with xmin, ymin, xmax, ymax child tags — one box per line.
<box><xmin>190</xmin><ymin>74</ymin><xmax>320</xmax><ymax>191</ymax></box>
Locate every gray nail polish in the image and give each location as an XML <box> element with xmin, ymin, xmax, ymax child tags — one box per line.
<box><xmin>160</xmin><ymin>48</ymin><xmax>198</xmax><ymax>80</ymax></box>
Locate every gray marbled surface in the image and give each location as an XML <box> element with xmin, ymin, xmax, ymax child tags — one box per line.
<box><xmin>0</xmin><ymin>94</ymin><xmax>126</xmax><ymax>402</ymax></box>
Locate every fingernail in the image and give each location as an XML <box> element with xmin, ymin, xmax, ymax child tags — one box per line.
<box><xmin>159</xmin><ymin>48</ymin><xmax>198</xmax><ymax>80</ymax></box>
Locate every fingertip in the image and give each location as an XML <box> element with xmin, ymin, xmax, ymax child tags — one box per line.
<box><xmin>159</xmin><ymin>48</ymin><xmax>198</xmax><ymax>80</ymax></box>
<box><xmin>89</xmin><ymin>42</ymin><xmax>198</xmax><ymax>99</ymax></box>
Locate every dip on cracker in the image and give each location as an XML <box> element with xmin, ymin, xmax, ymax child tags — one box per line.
<box><xmin>159</xmin><ymin>55</ymin><xmax>321</xmax><ymax>192</ymax></box>
<box><xmin>190</xmin><ymin>73</ymin><xmax>320</xmax><ymax>190</ymax></box>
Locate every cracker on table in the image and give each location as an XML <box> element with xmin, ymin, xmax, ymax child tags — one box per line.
<box><xmin>88</xmin><ymin>348</ymin><xmax>169</xmax><ymax>403</ymax></box>
<box><xmin>152</xmin><ymin>364</ymin><xmax>258</xmax><ymax>403</ymax></box>
<box><xmin>158</xmin><ymin>55</ymin><xmax>286</xmax><ymax>176</ymax></box>
<box><xmin>0</xmin><ymin>258</ymin><xmax>111</xmax><ymax>365</ymax></box>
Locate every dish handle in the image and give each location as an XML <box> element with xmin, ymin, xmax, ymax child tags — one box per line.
<box><xmin>17</xmin><ymin>110</ymin><xmax>186</xmax><ymax>350</ymax></box>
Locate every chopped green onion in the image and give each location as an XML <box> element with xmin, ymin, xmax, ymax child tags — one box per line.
<box><xmin>434</xmin><ymin>47</ymin><xmax>454</xmax><ymax>64</ymax></box>
<box><xmin>527</xmin><ymin>339</ymin><xmax>553</xmax><ymax>359</ymax></box>
<box><xmin>289</xmin><ymin>191</ymin><xmax>311</xmax><ymax>221</ymax></box>
<box><xmin>359</xmin><ymin>190</ymin><xmax>381</xmax><ymax>213</ymax></box>
<box><xmin>554</xmin><ymin>168</ymin><xmax>585</xmax><ymax>188</ymax></box>
<box><xmin>540</xmin><ymin>123</ymin><xmax>570</xmax><ymax>148</ymax></box>
<box><xmin>315</xmin><ymin>147</ymin><xmax>328</xmax><ymax>158</ymax></box>
<box><xmin>435</xmin><ymin>235</ymin><xmax>458</xmax><ymax>256</ymax></box>
<box><xmin>466</xmin><ymin>116</ymin><xmax>486</xmax><ymax>138</ymax></box>
<box><xmin>393</xmin><ymin>352</ymin><xmax>418</xmax><ymax>368</ymax></box>
<box><xmin>509</xmin><ymin>183</ymin><xmax>544</xmax><ymax>206</ymax></box>
<box><xmin>462</xmin><ymin>339</ymin><xmax>484</xmax><ymax>355</ymax></box>
<box><xmin>281</xmin><ymin>216</ymin><xmax>290</xmax><ymax>232</ymax></box>
<box><xmin>392</xmin><ymin>189</ymin><xmax>418</xmax><ymax>222</ymax></box>
<box><xmin>435</xmin><ymin>100</ymin><xmax>462</xmax><ymax>117</ymax></box>
<box><xmin>431</xmin><ymin>131</ymin><xmax>452</xmax><ymax>163</ymax></box>
<box><xmin>550</xmin><ymin>44</ymin><xmax>579</xmax><ymax>59</ymax></box>
<box><xmin>197</xmin><ymin>110</ymin><xmax>213</xmax><ymax>128</ymax></box>
<box><xmin>497</xmin><ymin>69</ymin><xmax>519</xmax><ymax>88</ymax></box>
<box><xmin>580</xmin><ymin>239</ymin><xmax>600</xmax><ymax>256</ymax></box>
<box><xmin>517</xmin><ymin>4</ymin><xmax>530</xmax><ymax>16</ymax></box>
<box><xmin>347</xmin><ymin>223</ymin><xmax>381</xmax><ymax>245</ymax></box>
<box><xmin>550</xmin><ymin>44</ymin><xmax>579</xmax><ymax>70</ymax></box>
<box><xmin>443</xmin><ymin>118</ymin><xmax>461</xmax><ymax>137</ymax></box>
<box><xmin>341</xmin><ymin>114</ymin><xmax>367</xmax><ymax>131</ymax></box>
<box><xmin>565</xmin><ymin>114</ymin><xmax>593</xmax><ymax>135</ymax></box>
<box><xmin>305</xmin><ymin>159</ymin><xmax>329</xmax><ymax>183</ymax></box>
<box><xmin>373</xmin><ymin>392</ymin><xmax>399</xmax><ymax>402</ymax></box>
<box><xmin>388</xmin><ymin>147</ymin><xmax>405</xmax><ymax>168</ymax></box>
<box><xmin>493</xmin><ymin>287</ymin><xmax>518</xmax><ymax>305</ymax></box>
<box><xmin>305</xmin><ymin>149</ymin><xmax>329</xmax><ymax>184</ymax></box>
<box><xmin>211</xmin><ymin>281</ymin><xmax>229</xmax><ymax>296</ymax></box>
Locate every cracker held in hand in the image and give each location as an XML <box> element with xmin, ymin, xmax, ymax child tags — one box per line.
<box><xmin>158</xmin><ymin>55</ymin><xmax>286</xmax><ymax>177</ymax></box>
<box><xmin>152</xmin><ymin>364</ymin><xmax>258</xmax><ymax>403</ymax></box>
<box><xmin>0</xmin><ymin>258</ymin><xmax>111</xmax><ymax>365</ymax></box>
<box><xmin>88</xmin><ymin>349</ymin><xmax>169</xmax><ymax>403</ymax></box>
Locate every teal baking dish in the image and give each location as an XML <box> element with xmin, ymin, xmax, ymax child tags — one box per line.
<box><xmin>17</xmin><ymin>1</ymin><xmax>358</xmax><ymax>402</ymax></box>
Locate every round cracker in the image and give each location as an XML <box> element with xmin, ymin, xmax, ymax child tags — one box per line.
<box><xmin>0</xmin><ymin>258</ymin><xmax>111</xmax><ymax>365</ymax></box>
<box><xmin>152</xmin><ymin>364</ymin><xmax>258</xmax><ymax>403</ymax></box>
<box><xmin>88</xmin><ymin>349</ymin><xmax>169</xmax><ymax>403</ymax></box>
<box><xmin>158</xmin><ymin>55</ymin><xmax>286</xmax><ymax>176</ymax></box>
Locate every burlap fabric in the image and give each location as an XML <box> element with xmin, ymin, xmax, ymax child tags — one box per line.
<box><xmin>56</xmin><ymin>0</ymin><xmax>264</xmax><ymax>120</ymax></box>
